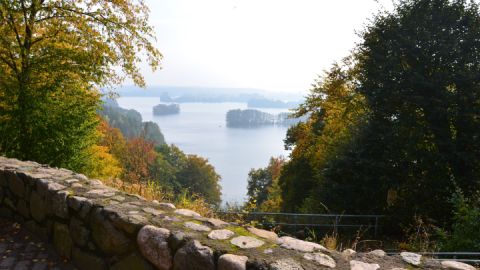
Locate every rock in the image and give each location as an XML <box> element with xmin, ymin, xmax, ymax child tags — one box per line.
<box><xmin>277</xmin><ymin>236</ymin><xmax>327</xmax><ymax>253</ymax></box>
<box><xmin>270</xmin><ymin>258</ymin><xmax>304</xmax><ymax>270</ymax></box>
<box><xmin>204</xmin><ymin>218</ymin><xmax>229</xmax><ymax>228</ymax></box>
<box><xmin>69</xmin><ymin>218</ymin><xmax>90</xmax><ymax>247</ymax></box>
<box><xmin>67</xmin><ymin>196</ymin><xmax>88</xmax><ymax>211</ymax></box>
<box><xmin>368</xmin><ymin>249</ymin><xmax>386</xmax><ymax>257</ymax></box>
<box><xmin>137</xmin><ymin>225</ymin><xmax>172</xmax><ymax>270</ymax></box>
<box><xmin>111</xmin><ymin>252</ymin><xmax>154</xmax><ymax>270</ymax></box>
<box><xmin>230</xmin><ymin>236</ymin><xmax>265</xmax><ymax>249</ymax></box>
<box><xmin>218</xmin><ymin>254</ymin><xmax>248</xmax><ymax>270</ymax></box>
<box><xmin>110</xmin><ymin>212</ymin><xmax>148</xmax><ymax>234</ymax></box>
<box><xmin>175</xmin><ymin>208</ymin><xmax>201</xmax><ymax>217</ymax></box>
<box><xmin>400</xmin><ymin>252</ymin><xmax>422</xmax><ymax>266</ymax></box>
<box><xmin>350</xmin><ymin>260</ymin><xmax>380</xmax><ymax>270</ymax></box>
<box><xmin>185</xmin><ymin>222</ymin><xmax>211</xmax><ymax>232</ymax></box>
<box><xmin>342</xmin><ymin>248</ymin><xmax>356</xmax><ymax>256</ymax></box>
<box><xmin>16</xmin><ymin>199</ymin><xmax>30</xmax><ymax>218</ymax></box>
<box><xmin>247</xmin><ymin>227</ymin><xmax>278</xmax><ymax>241</ymax></box>
<box><xmin>303</xmin><ymin>253</ymin><xmax>336</xmax><ymax>268</ymax></box>
<box><xmin>441</xmin><ymin>261</ymin><xmax>477</xmax><ymax>270</ymax></box>
<box><xmin>29</xmin><ymin>192</ymin><xmax>46</xmax><ymax>221</ymax></box>
<box><xmin>53</xmin><ymin>222</ymin><xmax>73</xmax><ymax>259</ymax></box>
<box><xmin>158</xmin><ymin>202</ymin><xmax>176</xmax><ymax>210</ymax></box>
<box><xmin>208</xmin><ymin>229</ymin><xmax>234</xmax><ymax>240</ymax></box>
<box><xmin>72</xmin><ymin>247</ymin><xmax>107</xmax><ymax>270</ymax></box>
<box><xmin>169</xmin><ymin>231</ymin><xmax>187</xmax><ymax>252</ymax></box>
<box><xmin>50</xmin><ymin>190</ymin><xmax>69</xmax><ymax>218</ymax></box>
<box><xmin>90</xmin><ymin>208</ymin><xmax>131</xmax><ymax>255</ymax></box>
<box><xmin>7</xmin><ymin>171</ymin><xmax>25</xmax><ymax>197</ymax></box>
<box><xmin>174</xmin><ymin>240</ymin><xmax>215</xmax><ymax>270</ymax></box>
<box><xmin>163</xmin><ymin>216</ymin><xmax>182</xmax><ymax>222</ymax></box>
<box><xmin>143</xmin><ymin>207</ymin><xmax>164</xmax><ymax>216</ymax></box>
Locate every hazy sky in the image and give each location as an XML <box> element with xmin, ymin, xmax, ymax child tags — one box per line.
<box><xmin>138</xmin><ymin>0</ymin><xmax>393</xmax><ymax>93</ymax></box>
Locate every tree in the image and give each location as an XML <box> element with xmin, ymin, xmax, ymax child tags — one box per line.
<box><xmin>246</xmin><ymin>157</ymin><xmax>285</xmax><ymax>211</ymax></box>
<box><xmin>0</xmin><ymin>0</ymin><xmax>161</xmax><ymax>170</ymax></box>
<box><xmin>355</xmin><ymin>0</ymin><xmax>480</xmax><ymax>225</ymax></box>
<box><xmin>279</xmin><ymin>60</ymin><xmax>368</xmax><ymax>213</ymax></box>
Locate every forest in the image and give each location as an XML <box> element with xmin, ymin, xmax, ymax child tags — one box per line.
<box><xmin>244</xmin><ymin>0</ymin><xmax>480</xmax><ymax>251</ymax></box>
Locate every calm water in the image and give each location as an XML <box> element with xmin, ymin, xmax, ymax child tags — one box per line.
<box><xmin>117</xmin><ymin>97</ymin><xmax>290</xmax><ymax>203</ymax></box>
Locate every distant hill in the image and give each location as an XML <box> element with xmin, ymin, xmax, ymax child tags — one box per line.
<box><xmin>98</xmin><ymin>99</ymin><xmax>165</xmax><ymax>145</ymax></box>
<box><xmin>247</xmin><ymin>98</ymin><xmax>301</xmax><ymax>109</ymax></box>
<box><xmin>115</xmin><ymin>86</ymin><xmax>304</xmax><ymax>104</ymax></box>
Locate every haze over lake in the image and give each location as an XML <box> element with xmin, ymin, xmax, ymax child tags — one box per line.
<box><xmin>117</xmin><ymin>97</ymin><xmax>290</xmax><ymax>203</ymax></box>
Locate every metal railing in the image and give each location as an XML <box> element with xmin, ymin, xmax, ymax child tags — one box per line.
<box><xmin>216</xmin><ymin>211</ymin><xmax>384</xmax><ymax>237</ymax></box>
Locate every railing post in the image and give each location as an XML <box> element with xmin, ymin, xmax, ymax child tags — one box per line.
<box><xmin>374</xmin><ymin>216</ymin><xmax>379</xmax><ymax>238</ymax></box>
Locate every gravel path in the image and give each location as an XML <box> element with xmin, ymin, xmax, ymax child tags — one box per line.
<box><xmin>0</xmin><ymin>219</ymin><xmax>75</xmax><ymax>270</ymax></box>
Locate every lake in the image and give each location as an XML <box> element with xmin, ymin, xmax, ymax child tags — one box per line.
<box><xmin>117</xmin><ymin>97</ymin><xmax>290</xmax><ymax>204</ymax></box>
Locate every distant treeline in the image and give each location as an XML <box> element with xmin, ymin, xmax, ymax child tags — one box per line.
<box><xmin>247</xmin><ymin>98</ymin><xmax>300</xmax><ymax>109</ymax></box>
<box><xmin>226</xmin><ymin>109</ymin><xmax>306</xmax><ymax>128</ymax></box>
<box><xmin>99</xmin><ymin>99</ymin><xmax>165</xmax><ymax>145</ymax></box>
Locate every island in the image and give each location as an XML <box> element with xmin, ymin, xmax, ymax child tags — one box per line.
<box><xmin>226</xmin><ymin>109</ymin><xmax>306</xmax><ymax>128</ymax></box>
<box><xmin>153</xmin><ymin>103</ymin><xmax>180</xmax><ymax>116</ymax></box>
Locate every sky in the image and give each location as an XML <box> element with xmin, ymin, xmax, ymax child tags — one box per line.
<box><xmin>138</xmin><ymin>0</ymin><xmax>394</xmax><ymax>94</ymax></box>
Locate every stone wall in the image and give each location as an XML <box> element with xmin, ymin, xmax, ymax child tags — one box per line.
<box><xmin>0</xmin><ymin>156</ymin><xmax>476</xmax><ymax>270</ymax></box>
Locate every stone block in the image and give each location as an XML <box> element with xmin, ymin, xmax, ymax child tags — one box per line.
<box><xmin>49</xmin><ymin>190</ymin><xmax>69</xmax><ymax>219</ymax></box>
<box><xmin>69</xmin><ymin>217</ymin><xmax>90</xmax><ymax>247</ymax></box>
<box><xmin>137</xmin><ymin>225</ymin><xmax>172</xmax><ymax>270</ymax></box>
<box><xmin>53</xmin><ymin>222</ymin><xmax>73</xmax><ymax>259</ymax></box>
<box><xmin>6</xmin><ymin>170</ymin><xmax>25</xmax><ymax>198</ymax></box>
<box><xmin>173</xmin><ymin>240</ymin><xmax>215</xmax><ymax>270</ymax></box>
<box><xmin>16</xmin><ymin>199</ymin><xmax>30</xmax><ymax>218</ymax></box>
<box><xmin>111</xmin><ymin>252</ymin><xmax>154</xmax><ymax>270</ymax></box>
<box><xmin>72</xmin><ymin>248</ymin><xmax>107</xmax><ymax>270</ymax></box>
<box><xmin>30</xmin><ymin>191</ymin><xmax>46</xmax><ymax>222</ymax></box>
<box><xmin>90</xmin><ymin>208</ymin><xmax>131</xmax><ymax>255</ymax></box>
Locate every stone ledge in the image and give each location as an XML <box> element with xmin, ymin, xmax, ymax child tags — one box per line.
<box><xmin>0</xmin><ymin>156</ymin><xmax>476</xmax><ymax>270</ymax></box>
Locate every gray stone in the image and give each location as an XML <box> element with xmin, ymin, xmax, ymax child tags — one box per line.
<box><xmin>277</xmin><ymin>236</ymin><xmax>327</xmax><ymax>253</ymax></box>
<box><xmin>185</xmin><ymin>221</ymin><xmax>212</xmax><ymax>232</ymax></box>
<box><xmin>173</xmin><ymin>240</ymin><xmax>215</xmax><ymax>270</ymax></box>
<box><xmin>163</xmin><ymin>216</ymin><xmax>182</xmax><ymax>222</ymax></box>
<box><xmin>72</xmin><ymin>247</ymin><xmax>107</xmax><ymax>270</ymax></box>
<box><xmin>157</xmin><ymin>202</ymin><xmax>176</xmax><ymax>210</ymax></box>
<box><xmin>7</xmin><ymin>171</ymin><xmax>25</xmax><ymax>197</ymax></box>
<box><xmin>53</xmin><ymin>222</ymin><xmax>73</xmax><ymax>259</ymax></box>
<box><xmin>90</xmin><ymin>208</ymin><xmax>131</xmax><ymax>255</ymax></box>
<box><xmin>342</xmin><ymin>248</ymin><xmax>356</xmax><ymax>256</ymax></box>
<box><xmin>350</xmin><ymin>260</ymin><xmax>380</xmax><ymax>270</ymax></box>
<box><xmin>303</xmin><ymin>253</ymin><xmax>336</xmax><ymax>268</ymax></box>
<box><xmin>86</xmin><ymin>188</ymin><xmax>115</xmax><ymax>197</ymax></box>
<box><xmin>441</xmin><ymin>261</ymin><xmax>477</xmax><ymax>270</ymax></box>
<box><xmin>368</xmin><ymin>249</ymin><xmax>386</xmax><ymax>257</ymax></box>
<box><xmin>270</xmin><ymin>258</ymin><xmax>304</xmax><ymax>270</ymax></box>
<box><xmin>218</xmin><ymin>254</ymin><xmax>248</xmax><ymax>270</ymax></box>
<box><xmin>16</xmin><ymin>199</ymin><xmax>30</xmax><ymax>218</ymax></box>
<box><xmin>69</xmin><ymin>218</ymin><xmax>90</xmax><ymax>247</ymax></box>
<box><xmin>208</xmin><ymin>229</ymin><xmax>234</xmax><ymax>240</ymax></box>
<box><xmin>111</xmin><ymin>252</ymin><xmax>154</xmax><ymax>270</ymax></box>
<box><xmin>110</xmin><ymin>212</ymin><xmax>148</xmax><ymax>234</ymax></box>
<box><xmin>204</xmin><ymin>218</ymin><xmax>229</xmax><ymax>228</ymax></box>
<box><xmin>67</xmin><ymin>196</ymin><xmax>88</xmax><ymax>211</ymax></box>
<box><xmin>168</xmin><ymin>231</ymin><xmax>187</xmax><ymax>252</ymax></box>
<box><xmin>50</xmin><ymin>190</ymin><xmax>69</xmax><ymax>218</ymax></box>
<box><xmin>137</xmin><ymin>225</ymin><xmax>172</xmax><ymax>270</ymax></box>
<box><xmin>175</xmin><ymin>208</ymin><xmax>201</xmax><ymax>217</ymax></box>
<box><xmin>143</xmin><ymin>207</ymin><xmax>164</xmax><ymax>216</ymax></box>
<box><xmin>247</xmin><ymin>227</ymin><xmax>278</xmax><ymax>241</ymax></box>
<box><xmin>30</xmin><ymin>192</ymin><xmax>46</xmax><ymax>222</ymax></box>
<box><xmin>230</xmin><ymin>236</ymin><xmax>264</xmax><ymax>249</ymax></box>
<box><xmin>400</xmin><ymin>251</ymin><xmax>422</xmax><ymax>266</ymax></box>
